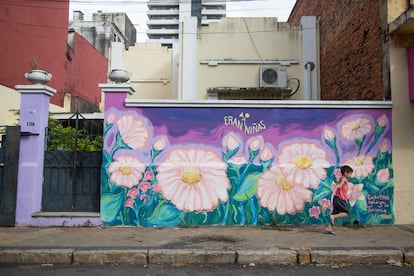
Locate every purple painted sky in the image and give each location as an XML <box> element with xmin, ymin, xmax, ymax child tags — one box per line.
<box><xmin>135</xmin><ymin>107</ymin><xmax>392</xmax><ymax>147</ymax></box>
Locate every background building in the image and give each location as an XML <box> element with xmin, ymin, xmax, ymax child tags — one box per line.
<box><xmin>192</xmin><ymin>17</ymin><xmax>305</xmax><ymax>100</ymax></box>
<box><xmin>0</xmin><ymin>0</ymin><xmax>107</xmax><ymax>126</ymax></box>
<box><xmin>124</xmin><ymin>16</ymin><xmax>315</xmax><ymax>101</ymax></box>
<box><xmin>69</xmin><ymin>11</ymin><xmax>137</xmax><ymax>58</ymax></box>
<box><xmin>288</xmin><ymin>0</ymin><xmax>390</xmax><ymax>100</ymax></box>
<box><xmin>123</xmin><ymin>43</ymin><xmax>173</xmax><ymax>100</ymax></box>
<box><xmin>146</xmin><ymin>0</ymin><xmax>226</xmax><ymax>48</ymax></box>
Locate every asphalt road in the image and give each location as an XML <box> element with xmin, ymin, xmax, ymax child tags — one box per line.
<box><xmin>1</xmin><ymin>264</ymin><xmax>414</xmax><ymax>276</ymax></box>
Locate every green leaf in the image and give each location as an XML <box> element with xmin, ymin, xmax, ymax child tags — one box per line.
<box><xmin>103</xmin><ymin>150</ymin><xmax>112</xmax><ymax>164</ymax></box>
<box><xmin>353</xmin><ymin>198</ymin><xmax>368</xmax><ymax>214</ymax></box>
<box><xmin>312</xmin><ymin>178</ymin><xmax>333</xmax><ymax>202</ymax></box>
<box><xmin>226</xmin><ymin>163</ymin><xmax>243</xmax><ymax>196</ymax></box>
<box><xmin>223</xmin><ymin>146</ymin><xmax>239</xmax><ymax>162</ymax></box>
<box><xmin>185</xmin><ymin>212</ymin><xmax>209</xmax><ymax>226</ymax></box>
<box><xmin>233</xmin><ymin>172</ymin><xmax>261</xmax><ymax>202</ymax></box>
<box><xmin>101</xmin><ymin>191</ymin><xmax>124</xmax><ymax>224</ymax></box>
<box><xmin>115</xmin><ymin>132</ymin><xmax>127</xmax><ymax>149</ymax></box>
<box><xmin>145</xmin><ymin>200</ymin><xmax>183</xmax><ymax>226</ymax></box>
<box><xmin>364</xmin><ymin>176</ymin><xmax>381</xmax><ymax>194</ymax></box>
<box><xmin>207</xmin><ymin>208</ymin><xmax>222</xmax><ymax>225</ymax></box>
<box><xmin>101</xmin><ymin>167</ymin><xmax>110</xmax><ymax>194</ymax></box>
<box><xmin>126</xmin><ymin>206</ymin><xmax>138</xmax><ymax>226</ymax></box>
<box><xmin>259</xmin><ymin>159</ymin><xmax>273</xmax><ymax>171</ymax></box>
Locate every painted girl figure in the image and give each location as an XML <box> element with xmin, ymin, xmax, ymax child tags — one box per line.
<box><xmin>325</xmin><ymin>165</ymin><xmax>353</xmax><ymax>234</ymax></box>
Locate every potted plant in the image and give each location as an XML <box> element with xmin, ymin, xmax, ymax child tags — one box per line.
<box><xmin>24</xmin><ymin>57</ymin><xmax>52</xmax><ymax>84</ymax></box>
<box><xmin>108</xmin><ymin>68</ymin><xmax>131</xmax><ymax>83</ymax></box>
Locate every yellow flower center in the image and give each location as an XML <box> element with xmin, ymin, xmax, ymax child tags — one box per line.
<box><xmin>119</xmin><ymin>166</ymin><xmax>131</xmax><ymax>175</ymax></box>
<box><xmin>354</xmin><ymin>159</ymin><xmax>363</xmax><ymax>166</ymax></box>
<box><xmin>181</xmin><ymin>167</ymin><xmax>202</xmax><ymax>185</ymax></box>
<box><xmin>293</xmin><ymin>155</ymin><xmax>313</xmax><ymax>170</ymax></box>
<box><xmin>352</xmin><ymin>124</ymin><xmax>361</xmax><ymax>131</ymax></box>
<box><xmin>276</xmin><ymin>176</ymin><xmax>294</xmax><ymax>191</ymax></box>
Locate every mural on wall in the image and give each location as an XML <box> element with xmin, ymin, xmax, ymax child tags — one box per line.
<box><xmin>101</xmin><ymin>107</ymin><xmax>393</xmax><ymax>227</ymax></box>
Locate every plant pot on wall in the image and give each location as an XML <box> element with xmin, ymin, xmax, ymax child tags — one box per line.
<box><xmin>25</xmin><ymin>69</ymin><xmax>52</xmax><ymax>85</ymax></box>
<box><xmin>108</xmin><ymin>69</ymin><xmax>131</xmax><ymax>83</ymax></box>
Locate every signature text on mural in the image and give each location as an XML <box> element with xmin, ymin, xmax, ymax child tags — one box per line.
<box><xmin>366</xmin><ymin>194</ymin><xmax>391</xmax><ymax>214</ymax></box>
<box><xmin>224</xmin><ymin>112</ymin><xmax>266</xmax><ymax>134</ymax></box>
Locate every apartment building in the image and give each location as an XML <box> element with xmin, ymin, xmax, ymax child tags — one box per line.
<box><xmin>147</xmin><ymin>0</ymin><xmax>226</xmax><ymax>47</ymax></box>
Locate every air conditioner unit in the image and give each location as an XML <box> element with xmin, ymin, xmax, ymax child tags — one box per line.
<box><xmin>259</xmin><ymin>66</ymin><xmax>287</xmax><ymax>88</ymax></box>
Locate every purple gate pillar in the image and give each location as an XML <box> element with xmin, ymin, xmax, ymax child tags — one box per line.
<box><xmin>99</xmin><ymin>84</ymin><xmax>136</xmax><ymax>111</ymax></box>
<box><xmin>99</xmin><ymin>69</ymin><xmax>135</xmax><ymax>111</ymax></box>
<box><xmin>14</xmin><ymin>80</ymin><xmax>56</xmax><ymax>225</ymax></box>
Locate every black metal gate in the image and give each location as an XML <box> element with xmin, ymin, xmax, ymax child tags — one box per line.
<box><xmin>42</xmin><ymin>112</ymin><xmax>102</xmax><ymax>212</ymax></box>
<box><xmin>0</xmin><ymin>126</ymin><xmax>20</xmax><ymax>226</ymax></box>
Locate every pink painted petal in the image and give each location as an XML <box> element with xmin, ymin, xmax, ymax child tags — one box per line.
<box><xmin>276</xmin><ymin>192</ymin><xmax>287</xmax><ymax>215</ymax></box>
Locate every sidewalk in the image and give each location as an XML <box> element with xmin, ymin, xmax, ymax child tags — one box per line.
<box><xmin>1</xmin><ymin>224</ymin><xmax>414</xmax><ymax>266</ymax></box>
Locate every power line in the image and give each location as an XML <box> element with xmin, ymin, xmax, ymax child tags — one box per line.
<box><xmin>1</xmin><ymin>0</ymin><xmax>301</xmax><ymax>39</ymax></box>
<box><xmin>2</xmin><ymin>15</ymin><xmax>311</xmax><ymax>36</ymax></box>
<box><xmin>69</xmin><ymin>0</ymin><xmax>285</xmax><ymax>4</ymax></box>
<box><xmin>1</xmin><ymin>0</ymin><xmax>294</xmax><ymax>24</ymax></box>
<box><xmin>1</xmin><ymin>0</ymin><xmax>294</xmax><ymax>14</ymax></box>
<box><xmin>0</xmin><ymin>19</ymin><xmax>69</xmax><ymax>42</ymax></box>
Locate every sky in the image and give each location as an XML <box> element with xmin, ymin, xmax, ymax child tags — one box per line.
<box><xmin>69</xmin><ymin>0</ymin><xmax>297</xmax><ymax>42</ymax></box>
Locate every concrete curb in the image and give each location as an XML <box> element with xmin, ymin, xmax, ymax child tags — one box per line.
<box><xmin>237</xmin><ymin>249</ymin><xmax>297</xmax><ymax>265</ymax></box>
<box><xmin>0</xmin><ymin>249</ymin><xmax>73</xmax><ymax>265</ymax></box>
<box><xmin>73</xmin><ymin>250</ymin><xmax>147</xmax><ymax>265</ymax></box>
<box><xmin>0</xmin><ymin>248</ymin><xmax>413</xmax><ymax>266</ymax></box>
<box><xmin>310</xmin><ymin>249</ymin><xmax>403</xmax><ymax>265</ymax></box>
<box><xmin>148</xmin><ymin>249</ymin><xmax>236</xmax><ymax>265</ymax></box>
<box><xmin>404</xmin><ymin>250</ymin><xmax>414</xmax><ymax>264</ymax></box>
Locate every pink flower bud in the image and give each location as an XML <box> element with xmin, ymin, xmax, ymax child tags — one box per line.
<box><xmin>125</xmin><ymin>198</ymin><xmax>135</xmax><ymax>208</ymax></box>
<box><xmin>377</xmin><ymin>114</ymin><xmax>388</xmax><ymax>128</ymax></box>
<box><xmin>260</xmin><ymin>146</ymin><xmax>274</xmax><ymax>162</ymax></box>
<box><xmin>377</xmin><ymin>168</ymin><xmax>390</xmax><ymax>183</ymax></box>
<box><xmin>152</xmin><ymin>136</ymin><xmax>168</xmax><ymax>151</ymax></box>
<box><xmin>143</xmin><ymin>171</ymin><xmax>154</xmax><ymax>181</ymax></box>
<box><xmin>107</xmin><ymin>112</ymin><xmax>116</xmax><ymax>124</ymax></box>
<box><xmin>127</xmin><ymin>188</ymin><xmax>139</xmax><ymax>199</ymax></box>
<box><xmin>223</xmin><ymin>132</ymin><xmax>240</xmax><ymax>151</ymax></box>
<box><xmin>379</xmin><ymin>139</ymin><xmax>390</xmax><ymax>153</ymax></box>
<box><xmin>139</xmin><ymin>182</ymin><xmax>152</xmax><ymax>193</ymax></box>
<box><xmin>318</xmin><ymin>198</ymin><xmax>333</xmax><ymax>212</ymax></box>
<box><xmin>309</xmin><ymin>206</ymin><xmax>321</xmax><ymax>219</ymax></box>
<box><xmin>248</xmin><ymin>136</ymin><xmax>263</xmax><ymax>152</ymax></box>
<box><xmin>323</xmin><ymin>127</ymin><xmax>335</xmax><ymax>142</ymax></box>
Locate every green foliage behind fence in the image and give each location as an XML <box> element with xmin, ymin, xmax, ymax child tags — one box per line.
<box><xmin>47</xmin><ymin>118</ymin><xmax>103</xmax><ymax>151</ymax></box>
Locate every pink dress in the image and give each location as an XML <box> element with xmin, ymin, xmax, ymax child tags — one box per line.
<box><xmin>335</xmin><ymin>176</ymin><xmax>348</xmax><ymax>200</ymax></box>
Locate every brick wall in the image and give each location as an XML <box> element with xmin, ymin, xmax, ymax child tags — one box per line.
<box><xmin>289</xmin><ymin>0</ymin><xmax>389</xmax><ymax>100</ymax></box>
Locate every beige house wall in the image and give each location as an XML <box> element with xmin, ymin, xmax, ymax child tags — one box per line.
<box><xmin>388</xmin><ymin>0</ymin><xmax>414</xmax><ymax>224</ymax></box>
<box><xmin>48</xmin><ymin>94</ymin><xmax>71</xmax><ymax>113</ymax></box>
<box><xmin>196</xmin><ymin>17</ymin><xmax>303</xmax><ymax>100</ymax></box>
<box><xmin>124</xmin><ymin>18</ymin><xmax>303</xmax><ymax>101</ymax></box>
<box><xmin>387</xmin><ymin>0</ymin><xmax>408</xmax><ymax>22</ymax></box>
<box><xmin>0</xmin><ymin>85</ymin><xmax>20</xmax><ymax>126</ymax></box>
<box><xmin>390</xmin><ymin>46</ymin><xmax>414</xmax><ymax>224</ymax></box>
<box><xmin>0</xmin><ymin>85</ymin><xmax>71</xmax><ymax>127</ymax></box>
<box><xmin>123</xmin><ymin>43</ymin><xmax>173</xmax><ymax>100</ymax></box>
